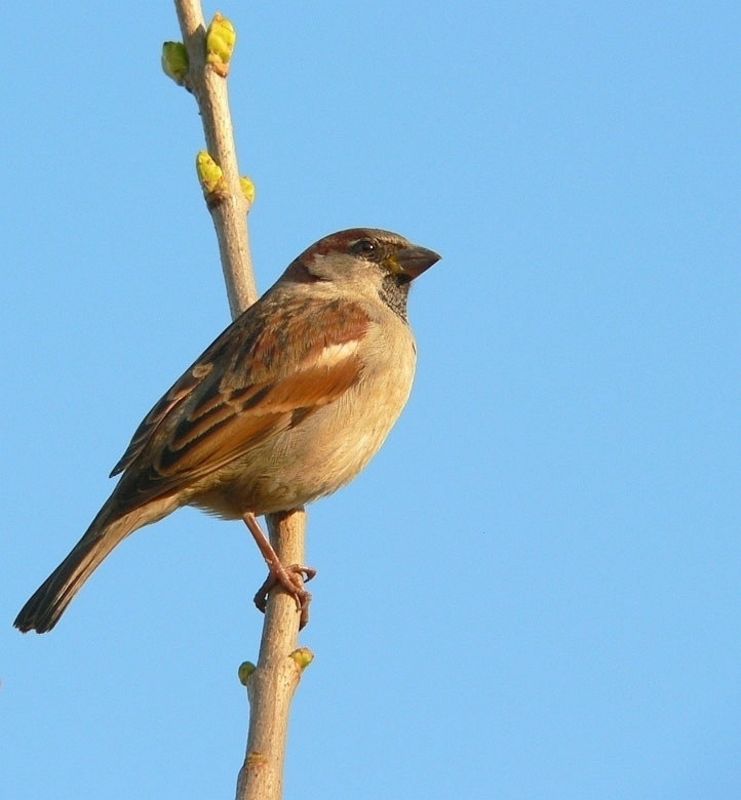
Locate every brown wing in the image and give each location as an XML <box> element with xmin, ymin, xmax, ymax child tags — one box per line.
<box><xmin>110</xmin><ymin>293</ymin><xmax>370</xmax><ymax>508</ymax></box>
<box><xmin>109</xmin><ymin>359</ymin><xmax>215</xmax><ymax>477</ymax></box>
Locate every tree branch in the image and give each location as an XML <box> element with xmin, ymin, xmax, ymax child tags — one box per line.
<box><xmin>171</xmin><ymin>4</ymin><xmax>311</xmax><ymax>798</ymax></box>
<box><xmin>237</xmin><ymin>510</ymin><xmax>311</xmax><ymax>799</ymax></box>
<box><xmin>174</xmin><ymin>0</ymin><xmax>257</xmax><ymax>315</ymax></box>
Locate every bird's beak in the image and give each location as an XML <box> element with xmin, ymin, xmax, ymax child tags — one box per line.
<box><xmin>395</xmin><ymin>243</ymin><xmax>442</xmax><ymax>280</ymax></box>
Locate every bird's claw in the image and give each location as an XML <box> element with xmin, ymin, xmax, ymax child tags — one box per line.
<box><xmin>253</xmin><ymin>563</ymin><xmax>316</xmax><ymax>629</ymax></box>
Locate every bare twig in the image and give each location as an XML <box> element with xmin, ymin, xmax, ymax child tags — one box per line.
<box><xmin>171</xmin><ymin>3</ymin><xmax>311</xmax><ymax>799</ymax></box>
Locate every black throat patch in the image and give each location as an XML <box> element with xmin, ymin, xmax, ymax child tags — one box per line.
<box><xmin>379</xmin><ymin>274</ymin><xmax>411</xmax><ymax>322</ymax></box>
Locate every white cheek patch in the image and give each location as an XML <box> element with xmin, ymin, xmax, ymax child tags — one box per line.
<box><xmin>313</xmin><ymin>340</ymin><xmax>360</xmax><ymax>368</ymax></box>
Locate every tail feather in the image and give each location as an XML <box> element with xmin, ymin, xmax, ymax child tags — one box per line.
<box><xmin>14</xmin><ymin>497</ymin><xmax>176</xmax><ymax>633</ymax></box>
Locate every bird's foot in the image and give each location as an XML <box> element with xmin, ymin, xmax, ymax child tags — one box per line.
<box><xmin>242</xmin><ymin>511</ymin><xmax>316</xmax><ymax>629</ymax></box>
<box><xmin>253</xmin><ymin>564</ymin><xmax>317</xmax><ymax>629</ymax></box>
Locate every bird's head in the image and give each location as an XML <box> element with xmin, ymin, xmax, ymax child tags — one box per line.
<box><xmin>284</xmin><ymin>228</ymin><xmax>441</xmax><ymax>318</ymax></box>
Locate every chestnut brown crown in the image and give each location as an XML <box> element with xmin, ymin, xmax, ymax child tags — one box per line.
<box><xmin>285</xmin><ymin>228</ymin><xmax>441</xmax><ymax>286</ymax></box>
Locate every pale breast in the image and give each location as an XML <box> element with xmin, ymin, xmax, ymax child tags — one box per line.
<box><xmin>191</xmin><ymin>314</ymin><xmax>417</xmax><ymax>518</ymax></box>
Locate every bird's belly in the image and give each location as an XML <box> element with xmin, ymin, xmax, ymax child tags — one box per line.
<box><xmin>190</xmin><ymin>337</ymin><xmax>416</xmax><ymax>519</ymax></box>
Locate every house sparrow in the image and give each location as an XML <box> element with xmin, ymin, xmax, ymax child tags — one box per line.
<box><xmin>15</xmin><ymin>228</ymin><xmax>440</xmax><ymax>633</ymax></box>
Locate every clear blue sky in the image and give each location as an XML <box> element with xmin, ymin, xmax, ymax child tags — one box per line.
<box><xmin>2</xmin><ymin>2</ymin><xmax>739</xmax><ymax>798</ymax></box>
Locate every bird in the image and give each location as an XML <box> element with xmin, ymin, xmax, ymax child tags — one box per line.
<box><xmin>14</xmin><ymin>228</ymin><xmax>440</xmax><ymax>633</ymax></box>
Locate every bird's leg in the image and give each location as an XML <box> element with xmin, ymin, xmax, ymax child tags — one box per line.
<box><xmin>242</xmin><ymin>512</ymin><xmax>316</xmax><ymax>628</ymax></box>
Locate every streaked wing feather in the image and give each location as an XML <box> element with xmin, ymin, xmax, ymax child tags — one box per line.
<box><xmin>156</xmin><ymin>358</ymin><xmax>361</xmax><ymax>478</ymax></box>
<box><xmin>110</xmin><ymin>353</ymin><xmax>220</xmax><ymax>476</ymax></box>
<box><xmin>111</xmin><ymin>295</ymin><xmax>370</xmax><ymax>508</ymax></box>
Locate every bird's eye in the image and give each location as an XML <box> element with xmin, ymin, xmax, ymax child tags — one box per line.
<box><xmin>351</xmin><ymin>238</ymin><xmax>377</xmax><ymax>256</ymax></box>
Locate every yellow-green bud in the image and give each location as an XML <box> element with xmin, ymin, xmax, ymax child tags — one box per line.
<box><xmin>196</xmin><ymin>151</ymin><xmax>224</xmax><ymax>194</ymax></box>
<box><xmin>206</xmin><ymin>13</ymin><xmax>236</xmax><ymax>77</ymax></box>
<box><xmin>290</xmin><ymin>647</ymin><xmax>314</xmax><ymax>671</ymax></box>
<box><xmin>161</xmin><ymin>41</ymin><xmax>189</xmax><ymax>86</ymax></box>
<box><xmin>238</xmin><ymin>661</ymin><xmax>256</xmax><ymax>685</ymax></box>
<box><xmin>240</xmin><ymin>176</ymin><xmax>256</xmax><ymax>205</ymax></box>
